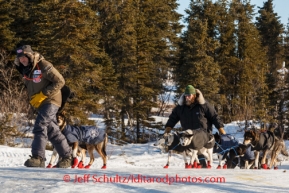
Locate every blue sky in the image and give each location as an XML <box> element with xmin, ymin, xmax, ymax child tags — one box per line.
<box><xmin>177</xmin><ymin>0</ymin><xmax>289</xmax><ymax>26</ymax></box>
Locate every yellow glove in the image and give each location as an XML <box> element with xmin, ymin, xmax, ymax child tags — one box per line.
<box><xmin>219</xmin><ymin>127</ymin><xmax>226</xmax><ymax>135</ymax></box>
<box><xmin>165</xmin><ymin>127</ymin><xmax>172</xmax><ymax>133</ymax></box>
<box><xmin>30</xmin><ymin>91</ymin><xmax>47</xmax><ymax>108</ymax></box>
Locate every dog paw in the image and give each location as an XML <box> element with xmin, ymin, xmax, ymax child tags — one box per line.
<box><xmin>261</xmin><ymin>164</ymin><xmax>267</xmax><ymax>169</ymax></box>
<box><xmin>207</xmin><ymin>165</ymin><xmax>212</xmax><ymax>169</ymax></box>
<box><xmin>192</xmin><ymin>161</ymin><xmax>198</xmax><ymax>168</ymax></box>
<box><xmin>71</xmin><ymin>158</ymin><xmax>78</xmax><ymax>168</ymax></box>
<box><xmin>185</xmin><ymin>164</ymin><xmax>192</xmax><ymax>169</ymax></box>
<box><xmin>77</xmin><ymin>161</ymin><xmax>84</xmax><ymax>168</ymax></box>
<box><xmin>196</xmin><ymin>164</ymin><xmax>202</xmax><ymax>169</ymax></box>
<box><xmin>46</xmin><ymin>163</ymin><xmax>52</xmax><ymax>168</ymax></box>
<box><xmin>274</xmin><ymin>167</ymin><xmax>278</xmax><ymax>170</ymax></box>
<box><xmin>164</xmin><ymin>164</ymin><xmax>169</xmax><ymax>169</ymax></box>
<box><xmin>84</xmin><ymin>164</ymin><xmax>91</xmax><ymax>169</ymax></box>
<box><xmin>216</xmin><ymin>165</ymin><xmax>222</xmax><ymax>169</ymax></box>
<box><xmin>101</xmin><ymin>165</ymin><xmax>107</xmax><ymax>169</ymax></box>
<box><xmin>223</xmin><ymin>164</ymin><xmax>227</xmax><ymax>169</ymax></box>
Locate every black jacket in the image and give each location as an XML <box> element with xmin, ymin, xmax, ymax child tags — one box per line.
<box><xmin>165</xmin><ymin>89</ymin><xmax>224</xmax><ymax>133</ymax></box>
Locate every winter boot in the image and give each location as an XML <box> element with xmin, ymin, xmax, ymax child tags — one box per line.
<box><xmin>57</xmin><ymin>156</ymin><xmax>73</xmax><ymax>168</ymax></box>
<box><xmin>24</xmin><ymin>155</ymin><xmax>45</xmax><ymax>168</ymax></box>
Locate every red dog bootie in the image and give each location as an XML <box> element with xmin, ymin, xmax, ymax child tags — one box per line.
<box><xmin>192</xmin><ymin>161</ymin><xmax>198</xmax><ymax>168</ymax></box>
<box><xmin>207</xmin><ymin>161</ymin><xmax>212</xmax><ymax>169</ymax></box>
<box><xmin>164</xmin><ymin>164</ymin><xmax>169</xmax><ymax>169</ymax></box>
<box><xmin>261</xmin><ymin>164</ymin><xmax>267</xmax><ymax>169</ymax></box>
<box><xmin>77</xmin><ymin>161</ymin><xmax>84</xmax><ymax>168</ymax></box>
<box><xmin>274</xmin><ymin>167</ymin><xmax>278</xmax><ymax>170</ymax></box>
<box><xmin>101</xmin><ymin>164</ymin><xmax>107</xmax><ymax>169</ymax></box>
<box><xmin>217</xmin><ymin>165</ymin><xmax>222</xmax><ymax>169</ymax></box>
<box><xmin>196</xmin><ymin>164</ymin><xmax>202</xmax><ymax>169</ymax></box>
<box><xmin>186</xmin><ymin>163</ymin><xmax>192</xmax><ymax>169</ymax></box>
<box><xmin>223</xmin><ymin>164</ymin><xmax>227</xmax><ymax>169</ymax></box>
<box><xmin>84</xmin><ymin>164</ymin><xmax>91</xmax><ymax>169</ymax></box>
<box><xmin>71</xmin><ymin>157</ymin><xmax>78</xmax><ymax>168</ymax></box>
<box><xmin>46</xmin><ymin>163</ymin><xmax>53</xmax><ymax>168</ymax></box>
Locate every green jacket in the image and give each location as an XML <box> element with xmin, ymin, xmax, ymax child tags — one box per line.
<box><xmin>15</xmin><ymin>52</ymin><xmax>64</xmax><ymax>109</ymax></box>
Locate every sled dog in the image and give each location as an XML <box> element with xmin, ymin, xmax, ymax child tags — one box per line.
<box><xmin>243</xmin><ymin>129</ymin><xmax>276</xmax><ymax>169</ymax></box>
<box><xmin>47</xmin><ymin>112</ymin><xmax>107</xmax><ymax>169</ymax></box>
<box><xmin>178</xmin><ymin>129</ymin><xmax>215</xmax><ymax>169</ymax></box>
<box><xmin>213</xmin><ymin>132</ymin><xmax>241</xmax><ymax>169</ymax></box>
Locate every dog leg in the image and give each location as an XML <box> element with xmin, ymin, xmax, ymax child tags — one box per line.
<box><xmin>216</xmin><ymin>154</ymin><xmax>223</xmax><ymax>169</ymax></box>
<box><xmin>85</xmin><ymin>144</ymin><xmax>95</xmax><ymax>169</ymax></box>
<box><xmin>261</xmin><ymin>150</ymin><xmax>268</xmax><ymax>169</ymax></box>
<box><xmin>190</xmin><ymin>150</ymin><xmax>201</xmax><ymax>168</ymax></box>
<box><xmin>206</xmin><ymin>148</ymin><xmax>213</xmax><ymax>169</ymax></box>
<box><xmin>47</xmin><ymin>148</ymin><xmax>58</xmax><ymax>168</ymax></box>
<box><xmin>95</xmin><ymin>139</ymin><xmax>107</xmax><ymax>169</ymax></box>
<box><xmin>245</xmin><ymin>160</ymin><xmax>249</xmax><ymax>169</ymax></box>
<box><xmin>71</xmin><ymin>142</ymin><xmax>79</xmax><ymax>168</ymax></box>
<box><xmin>269</xmin><ymin>143</ymin><xmax>282</xmax><ymax>170</ymax></box>
<box><xmin>77</xmin><ymin>148</ymin><xmax>86</xmax><ymax>168</ymax></box>
<box><xmin>164</xmin><ymin>150</ymin><xmax>172</xmax><ymax>168</ymax></box>
<box><xmin>200</xmin><ymin>148</ymin><xmax>212</xmax><ymax>169</ymax></box>
<box><xmin>254</xmin><ymin>151</ymin><xmax>260</xmax><ymax>169</ymax></box>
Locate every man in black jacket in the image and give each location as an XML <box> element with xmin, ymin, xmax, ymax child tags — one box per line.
<box><xmin>164</xmin><ymin>85</ymin><xmax>226</xmax><ymax>167</ymax></box>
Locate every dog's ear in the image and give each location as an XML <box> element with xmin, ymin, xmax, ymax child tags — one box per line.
<box><xmin>250</xmin><ymin>130</ymin><xmax>256</xmax><ymax>139</ymax></box>
<box><xmin>237</xmin><ymin>144</ymin><xmax>248</xmax><ymax>155</ymax></box>
<box><xmin>163</xmin><ymin>133</ymin><xmax>168</xmax><ymax>138</ymax></box>
<box><xmin>187</xmin><ymin>134</ymin><xmax>194</xmax><ymax>138</ymax></box>
<box><xmin>185</xmin><ymin>129</ymin><xmax>194</xmax><ymax>135</ymax></box>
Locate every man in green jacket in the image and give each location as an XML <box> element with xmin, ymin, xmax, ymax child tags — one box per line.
<box><xmin>14</xmin><ymin>45</ymin><xmax>72</xmax><ymax>168</ymax></box>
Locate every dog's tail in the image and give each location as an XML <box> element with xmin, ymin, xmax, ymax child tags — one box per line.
<box><xmin>281</xmin><ymin>142</ymin><xmax>289</xmax><ymax>157</ymax></box>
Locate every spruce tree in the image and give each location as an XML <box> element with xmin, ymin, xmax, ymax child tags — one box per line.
<box><xmin>255</xmin><ymin>0</ymin><xmax>284</xmax><ymax>73</ymax></box>
<box><xmin>255</xmin><ymin>0</ymin><xmax>285</xmax><ymax>125</ymax></box>
<box><xmin>214</xmin><ymin>0</ymin><xmax>239</xmax><ymax>122</ymax></box>
<box><xmin>176</xmin><ymin>0</ymin><xmax>220</xmax><ymax>104</ymax></box>
<box><xmin>0</xmin><ymin>0</ymin><xmax>15</xmax><ymax>51</ymax></box>
<box><xmin>90</xmin><ymin>0</ymin><xmax>181</xmax><ymax>142</ymax></box>
<box><xmin>231</xmin><ymin>0</ymin><xmax>268</xmax><ymax>122</ymax></box>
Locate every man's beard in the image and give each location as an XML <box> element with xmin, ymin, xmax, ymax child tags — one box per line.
<box><xmin>185</xmin><ymin>98</ymin><xmax>193</xmax><ymax>106</ymax></box>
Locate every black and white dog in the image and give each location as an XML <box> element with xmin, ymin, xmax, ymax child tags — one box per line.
<box><xmin>154</xmin><ymin>132</ymin><xmax>190</xmax><ymax>168</ymax></box>
<box><xmin>178</xmin><ymin>129</ymin><xmax>215</xmax><ymax>168</ymax></box>
<box><xmin>213</xmin><ymin>133</ymin><xmax>239</xmax><ymax>169</ymax></box>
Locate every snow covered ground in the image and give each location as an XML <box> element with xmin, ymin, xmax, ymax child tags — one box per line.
<box><xmin>0</xmin><ymin>121</ymin><xmax>289</xmax><ymax>193</ymax></box>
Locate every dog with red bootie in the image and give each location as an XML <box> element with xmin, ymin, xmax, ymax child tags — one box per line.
<box><xmin>178</xmin><ymin>129</ymin><xmax>215</xmax><ymax>169</ymax></box>
<box><xmin>213</xmin><ymin>132</ymin><xmax>239</xmax><ymax>169</ymax></box>
<box><xmin>154</xmin><ymin>132</ymin><xmax>191</xmax><ymax>169</ymax></box>
<box><xmin>243</xmin><ymin>128</ymin><xmax>277</xmax><ymax>169</ymax></box>
<box><xmin>47</xmin><ymin>112</ymin><xmax>107</xmax><ymax>169</ymax></box>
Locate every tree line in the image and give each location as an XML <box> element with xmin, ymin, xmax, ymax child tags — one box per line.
<box><xmin>0</xmin><ymin>0</ymin><xmax>289</xmax><ymax>143</ymax></box>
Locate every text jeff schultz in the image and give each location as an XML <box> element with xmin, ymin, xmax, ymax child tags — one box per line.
<box><xmin>66</xmin><ymin>174</ymin><xmax>226</xmax><ymax>185</ymax></box>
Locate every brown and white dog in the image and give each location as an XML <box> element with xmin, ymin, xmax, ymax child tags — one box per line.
<box><xmin>178</xmin><ymin>129</ymin><xmax>215</xmax><ymax>168</ymax></box>
<box><xmin>47</xmin><ymin>112</ymin><xmax>108</xmax><ymax>169</ymax></box>
<box><xmin>243</xmin><ymin>129</ymin><xmax>276</xmax><ymax>169</ymax></box>
<box><xmin>266</xmin><ymin>138</ymin><xmax>288</xmax><ymax>169</ymax></box>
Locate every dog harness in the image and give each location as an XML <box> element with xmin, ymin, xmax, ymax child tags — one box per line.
<box><xmin>251</xmin><ymin>131</ymin><xmax>275</xmax><ymax>151</ymax></box>
<box><xmin>214</xmin><ymin>134</ymin><xmax>239</xmax><ymax>154</ymax></box>
<box><xmin>241</xmin><ymin>145</ymin><xmax>255</xmax><ymax>161</ymax></box>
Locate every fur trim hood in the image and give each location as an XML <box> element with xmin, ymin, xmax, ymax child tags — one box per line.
<box><xmin>14</xmin><ymin>48</ymin><xmax>45</xmax><ymax>71</ymax></box>
<box><xmin>177</xmin><ymin>89</ymin><xmax>206</xmax><ymax>105</ymax></box>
